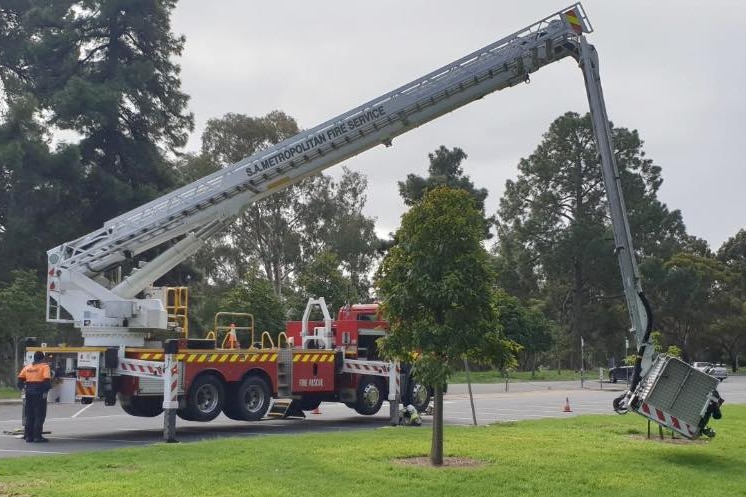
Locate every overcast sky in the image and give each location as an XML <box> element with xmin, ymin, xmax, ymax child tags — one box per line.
<box><xmin>171</xmin><ymin>0</ymin><xmax>746</xmax><ymax>251</ymax></box>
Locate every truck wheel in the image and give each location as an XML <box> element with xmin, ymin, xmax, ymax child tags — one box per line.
<box><xmin>118</xmin><ymin>394</ymin><xmax>164</xmax><ymax>417</ymax></box>
<box><xmin>353</xmin><ymin>377</ymin><xmax>384</xmax><ymax>416</ymax></box>
<box><xmin>403</xmin><ymin>380</ymin><xmax>431</xmax><ymax>413</ymax></box>
<box><xmin>183</xmin><ymin>374</ymin><xmax>224</xmax><ymax>422</ymax></box>
<box><xmin>228</xmin><ymin>376</ymin><xmax>271</xmax><ymax>421</ymax></box>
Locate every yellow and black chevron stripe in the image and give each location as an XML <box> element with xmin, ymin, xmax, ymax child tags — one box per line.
<box><xmin>136</xmin><ymin>351</ymin><xmax>335</xmax><ymax>364</ymax></box>
<box><xmin>292</xmin><ymin>353</ymin><xmax>335</xmax><ymax>363</ymax></box>
<box><xmin>138</xmin><ymin>352</ymin><xmax>278</xmax><ymax>363</ymax></box>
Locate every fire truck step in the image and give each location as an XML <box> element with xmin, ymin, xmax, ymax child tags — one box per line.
<box><xmin>266</xmin><ymin>399</ymin><xmax>305</xmax><ymax>419</ymax></box>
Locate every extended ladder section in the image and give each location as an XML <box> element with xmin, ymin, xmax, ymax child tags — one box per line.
<box><xmin>47</xmin><ymin>4</ymin><xmax>593</xmax><ymax>333</ymax></box>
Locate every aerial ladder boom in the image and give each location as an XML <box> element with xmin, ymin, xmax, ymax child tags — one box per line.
<box><xmin>47</xmin><ymin>4</ymin><xmax>594</xmax><ymax>341</ymax></box>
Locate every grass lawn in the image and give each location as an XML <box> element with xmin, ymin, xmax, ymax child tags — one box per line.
<box><xmin>0</xmin><ymin>386</ymin><xmax>20</xmax><ymax>399</ymax></box>
<box><xmin>1</xmin><ymin>405</ymin><xmax>744</xmax><ymax>497</ymax></box>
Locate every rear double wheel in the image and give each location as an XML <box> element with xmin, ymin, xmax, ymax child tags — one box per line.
<box><xmin>223</xmin><ymin>375</ymin><xmax>271</xmax><ymax>421</ymax></box>
<box><xmin>178</xmin><ymin>374</ymin><xmax>224</xmax><ymax>422</ymax></box>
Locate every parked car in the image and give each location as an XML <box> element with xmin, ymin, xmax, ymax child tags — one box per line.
<box><xmin>708</xmin><ymin>364</ymin><xmax>728</xmax><ymax>382</ymax></box>
<box><xmin>692</xmin><ymin>361</ymin><xmax>712</xmax><ymax>372</ymax></box>
<box><xmin>692</xmin><ymin>361</ymin><xmax>727</xmax><ymax>381</ymax></box>
<box><xmin>609</xmin><ymin>365</ymin><xmax>634</xmax><ymax>383</ymax></box>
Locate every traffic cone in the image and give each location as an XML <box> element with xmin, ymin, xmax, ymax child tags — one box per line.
<box><xmin>312</xmin><ymin>406</ymin><xmax>321</xmax><ymax>414</ymax></box>
<box><xmin>563</xmin><ymin>397</ymin><xmax>572</xmax><ymax>412</ymax></box>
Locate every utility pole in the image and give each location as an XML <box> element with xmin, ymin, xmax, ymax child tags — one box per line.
<box><xmin>580</xmin><ymin>336</ymin><xmax>585</xmax><ymax>388</ymax></box>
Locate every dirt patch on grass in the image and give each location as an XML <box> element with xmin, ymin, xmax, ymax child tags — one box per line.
<box><xmin>394</xmin><ymin>456</ymin><xmax>485</xmax><ymax>468</ymax></box>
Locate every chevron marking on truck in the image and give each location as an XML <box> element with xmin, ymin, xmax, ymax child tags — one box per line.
<box><xmin>119</xmin><ymin>360</ymin><xmax>164</xmax><ymax>376</ymax></box>
<box><xmin>75</xmin><ymin>383</ymin><xmax>95</xmax><ymax>397</ymax></box>
<box><xmin>293</xmin><ymin>353</ymin><xmax>335</xmax><ymax>363</ymax></box>
<box><xmin>340</xmin><ymin>360</ymin><xmax>391</xmax><ymax>377</ymax></box>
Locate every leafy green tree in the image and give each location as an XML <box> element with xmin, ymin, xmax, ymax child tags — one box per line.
<box><xmin>496</xmin><ymin>112</ymin><xmax>690</xmax><ymax>367</ymax></box>
<box><xmin>492</xmin><ymin>289</ymin><xmax>554</xmax><ymax>373</ymax></box>
<box><xmin>295</xmin><ymin>251</ymin><xmax>356</xmax><ymax>316</ymax></box>
<box><xmin>399</xmin><ymin>146</ymin><xmax>487</xmax><ymax>207</ymax></box>
<box><xmin>376</xmin><ymin>186</ymin><xmax>509</xmax><ymax>466</ymax></box>
<box><xmin>652</xmin><ymin>252</ymin><xmax>729</xmax><ymax>361</ymax></box>
<box><xmin>0</xmin><ymin>95</ymin><xmax>84</xmax><ymax>282</ymax></box>
<box><xmin>199</xmin><ymin>112</ymin><xmax>380</xmax><ymax>298</ymax></box>
<box><xmin>717</xmin><ymin>229</ymin><xmax>746</xmax><ymax>296</ymax></box>
<box><xmin>398</xmin><ymin>146</ymin><xmax>494</xmax><ymax>235</ymax></box>
<box><xmin>0</xmin><ymin>270</ymin><xmax>50</xmax><ymax>384</ymax></box>
<box><xmin>37</xmin><ymin>0</ymin><xmax>193</xmax><ymax>228</ymax></box>
<box><xmin>215</xmin><ymin>272</ymin><xmax>286</xmax><ymax>346</ymax></box>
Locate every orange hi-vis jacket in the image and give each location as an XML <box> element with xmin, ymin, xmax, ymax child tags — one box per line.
<box><xmin>18</xmin><ymin>362</ymin><xmax>52</xmax><ymax>395</ymax></box>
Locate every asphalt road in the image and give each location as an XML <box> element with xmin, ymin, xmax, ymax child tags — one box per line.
<box><xmin>1</xmin><ymin>377</ymin><xmax>744</xmax><ymax>459</ymax></box>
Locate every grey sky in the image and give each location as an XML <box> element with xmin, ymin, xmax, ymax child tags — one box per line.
<box><xmin>172</xmin><ymin>0</ymin><xmax>746</xmax><ymax>250</ymax></box>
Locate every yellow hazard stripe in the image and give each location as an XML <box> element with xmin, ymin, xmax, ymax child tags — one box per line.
<box><xmin>293</xmin><ymin>353</ymin><xmax>335</xmax><ymax>363</ymax></box>
<box><xmin>175</xmin><ymin>352</ymin><xmax>282</xmax><ymax>363</ymax></box>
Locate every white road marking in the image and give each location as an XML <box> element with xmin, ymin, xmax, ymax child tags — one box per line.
<box><xmin>71</xmin><ymin>403</ymin><xmax>94</xmax><ymax>418</ymax></box>
<box><xmin>0</xmin><ymin>448</ymin><xmax>68</xmax><ymax>454</ymax></box>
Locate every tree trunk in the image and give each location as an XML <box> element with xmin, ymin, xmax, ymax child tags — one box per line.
<box><xmin>430</xmin><ymin>383</ymin><xmax>444</xmax><ymax>466</ymax></box>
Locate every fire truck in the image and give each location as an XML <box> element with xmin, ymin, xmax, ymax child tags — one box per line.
<box><xmin>29</xmin><ymin>3</ymin><xmax>723</xmax><ymax>439</ymax></box>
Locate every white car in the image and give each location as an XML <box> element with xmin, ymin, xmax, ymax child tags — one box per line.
<box><xmin>708</xmin><ymin>364</ymin><xmax>728</xmax><ymax>381</ymax></box>
<box><xmin>692</xmin><ymin>361</ymin><xmax>711</xmax><ymax>372</ymax></box>
<box><xmin>692</xmin><ymin>361</ymin><xmax>727</xmax><ymax>381</ymax></box>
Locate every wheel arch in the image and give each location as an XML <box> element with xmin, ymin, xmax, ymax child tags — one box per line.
<box><xmin>239</xmin><ymin>367</ymin><xmax>275</xmax><ymax>395</ymax></box>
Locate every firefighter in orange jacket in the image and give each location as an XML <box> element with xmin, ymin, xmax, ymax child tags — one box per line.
<box><xmin>17</xmin><ymin>351</ymin><xmax>52</xmax><ymax>443</ymax></box>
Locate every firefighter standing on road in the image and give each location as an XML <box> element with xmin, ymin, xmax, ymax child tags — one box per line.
<box><xmin>17</xmin><ymin>351</ymin><xmax>51</xmax><ymax>443</ymax></box>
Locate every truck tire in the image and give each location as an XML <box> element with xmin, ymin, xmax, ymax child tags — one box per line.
<box><xmin>226</xmin><ymin>375</ymin><xmax>271</xmax><ymax>421</ymax></box>
<box><xmin>118</xmin><ymin>394</ymin><xmax>164</xmax><ymax>417</ymax></box>
<box><xmin>182</xmin><ymin>374</ymin><xmax>224</xmax><ymax>422</ymax></box>
<box><xmin>353</xmin><ymin>376</ymin><xmax>385</xmax><ymax>416</ymax></box>
<box><xmin>403</xmin><ymin>380</ymin><xmax>432</xmax><ymax>413</ymax></box>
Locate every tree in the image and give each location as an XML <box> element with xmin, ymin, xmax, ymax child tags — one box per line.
<box><xmin>717</xmin><ymin>229</ymin><xmax>746</xmax><ymax>296</ymax></box>
<box><xmin>36</xmin><ymin>0</ymin><xmax>194</xmax><ymax>229</ymax></box>
<box><xmin>496</xmin><ymin>112</ymin><xmax>690</xmax><ymax>367</ymax></box>
<box><xmin>217</xmin><ymin>272</ymin><xmax>286</xmax><ymax>346</ymax></box>
<box><xmin>399</xmin><ymin>146</ymin><xmax>494</xmax><ymax>232</ymax></box>
<box><xmin>492</xmin><ymin>289</ymin><xmax>554</xmax><ymax>373</ymax></box>
<box><xmin>199</xmin><ymin>112</ymin><xmax>380</xmax><ymax>297</ymax></box>
<box><xmin>0</xmin><ymin>95</ymin><xmax>84</xmax><ymax>282</ymax></box>
<box><xmin>295</xmin><ymin>251</ymin><xmax>356</xmax><ymax>316</ymax></box>
<box><xmin>376</xmin><ymin>186</ymin><xmax>508</xmax><ymax>466</ymax></box>
<box><xmin>652</xmin><ymin>252</ymin><xmax>729</xmax><ymax>361</ymax></box>
<box><xmin>0</xmin><ymin>270</ymin><xmax>50</xmax><ymax>384</ymax></box>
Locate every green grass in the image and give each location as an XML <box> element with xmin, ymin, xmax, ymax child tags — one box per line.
<box><xmin>1</xmin><ymin>405</ymin><xmax>744</xmax><ymax>497</ymax></box>
<box><xmin>450</xmin><ymin>369</ymin><xmax>583</xmax><ymax>383</ymax></box>
<box><xmin>0</xmin><ymin>386</ymin><xmax>20</xmax><ymax>399</ymax></box>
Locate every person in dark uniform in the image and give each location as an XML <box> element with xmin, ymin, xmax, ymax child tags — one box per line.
<box><xmin>17</xmin><ymin>351</ymin><xmax>52</xmax><ymax>443</ymax></box>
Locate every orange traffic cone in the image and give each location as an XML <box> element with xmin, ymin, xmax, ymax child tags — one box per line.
<box><xmin>563</xmin><ymin>397</ymin><xmax>572</xmax><ymax>412</ymax></box>
<box><xmin>312</xmin><ymin>406</ymin><xmax>321</xmax><ymax>415</ymax></box>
